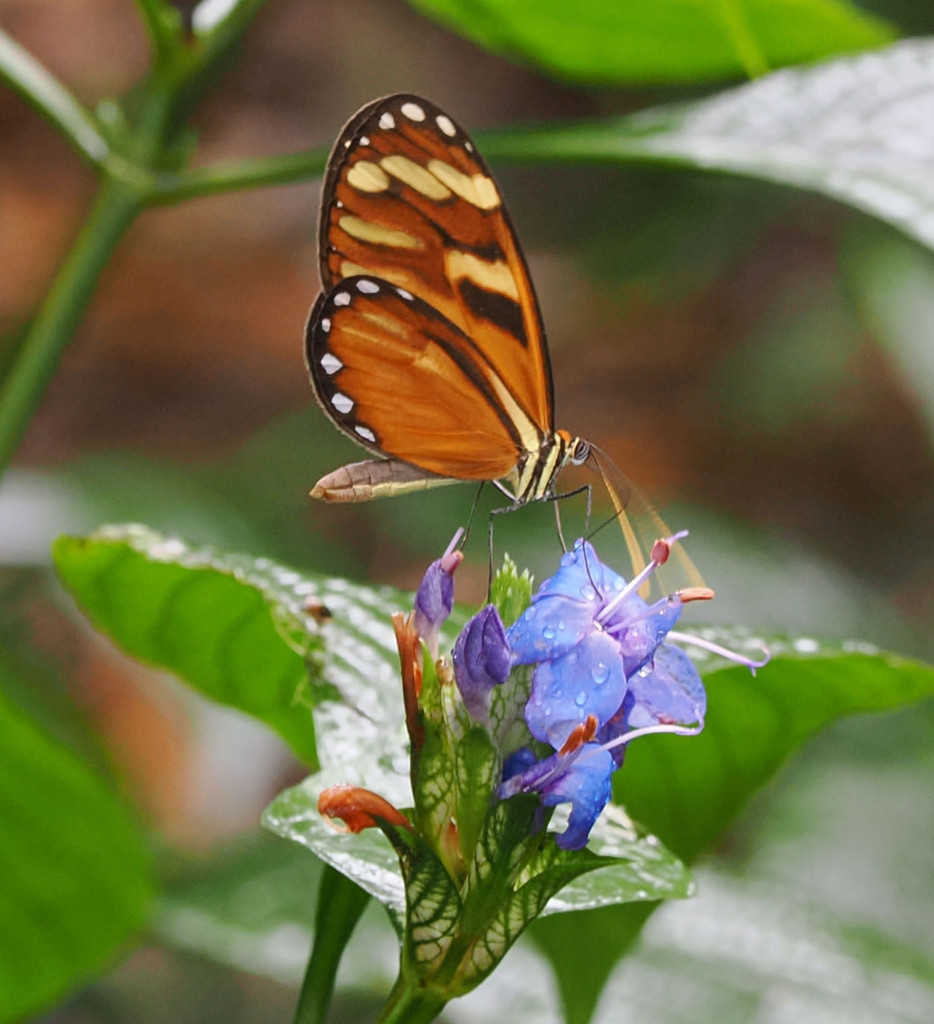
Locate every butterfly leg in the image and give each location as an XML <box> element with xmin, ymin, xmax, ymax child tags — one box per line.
<box><xmin>460</xmin><ymin>482</ymin><xmax>487</xmax><ymax>549</ymax></box>
<box><xmin>550</xmin><ymin>482</ymin><xmax>592</xmax><ymax>551</ymax></box>
<box><xmin>486</xmin><ymin>501</ymin><xmax>525</xmax><ymax>597</ymax></box>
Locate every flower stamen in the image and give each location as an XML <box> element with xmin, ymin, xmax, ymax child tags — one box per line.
<box><xmin>559</xmin><ymin>714</ymin><xmax>599</xmax><ymax>755</ymax></box>
<box><xmin>597</xmin><ymin>530</ymin><xmax>689</xmax><ymax>624</ymax></box>
<box><xmin>667</xmin><ymin>629</ymin><xmax>771</xmax><ymax>674</ymax></box>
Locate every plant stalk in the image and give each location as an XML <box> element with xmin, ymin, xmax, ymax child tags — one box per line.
<box><xmin>0</xmin><ymin>180</ymin><xmax>142</xmax><ymax>475</ymax></box>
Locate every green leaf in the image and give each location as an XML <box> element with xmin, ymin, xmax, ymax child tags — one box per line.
<box><xmin>264</xmin><ymin>760</ymin><xmax>411</xmax><ymax>920</ymax></box>
<box><xmin>390</xmin><ymin>826</ymin><xmax>463</xmax><ymax>980</ymax></box>
<box><xmin>453</xmin><ymin>726</ymin><xmax>499</xmax><ymax>869</ymax></box>
<box><xmin>403</xmin><ymin>0</ymin><xmax>893</xmax><ymax>84</ymax></box>
<box><xmin>625</xmin><ymin>632</ymin><xmax>934</xmax><ymax>860</ymax></box>
<box><xmin>0</xmin><ymin>686</ymin><xmax>153</xmax><ymax>1022</ymax></box>
<box><xmin>482</xmin><ymin>39</ymin><xmax>934</xmax><ymax>258</ymax></box>
<box><xmin>531</xmin><ymin>632</ymin><xmax>934</xmax><ymax>1024</ymax></box>
<box><xmin>52</xmin><ymin>525</ymin><xmax>413</xmax><ymax>768</ymax></box>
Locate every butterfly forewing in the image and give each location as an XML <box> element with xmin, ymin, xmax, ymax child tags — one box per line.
<box><xmin>317</xmin><ymin>94</ymin><xmax>554</xmax><ymax>433</ymax></box>
<box><xmin>307</xmin><ymin>275</ymin><xmax>535</xmax><ymax>480</ymax></box>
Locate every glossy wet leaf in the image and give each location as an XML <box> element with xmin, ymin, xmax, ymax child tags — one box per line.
<box><xmin>264</xmin><ymin>758</ymin><xmax>691</xmax><ymax>925</ymax></box>
<box><xmin>51</xmin><ymin>524</ymin><xmax>424</xmax><ymax>767</ymax></box>
<box><xmin>483</xmin><ymin>39</ymin><xmax>934</xmax><ymax>257</ymax></box>
<box><xmin>0</xmin><ymin>687</ymin><xmax>153</xmax><ymax>1022</ymax></box>
<box><xmin>403</xmin><ymin>0</ymin><xmax>891</xmax><ymax>84</ymax></box>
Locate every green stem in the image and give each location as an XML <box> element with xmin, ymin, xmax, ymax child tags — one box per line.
<box><xmin>0</xmin><ymin>25</ymin><xmax>109</xmax><ymax>168</ymax></box>
<box><xmin>151</xmin><ymin>148</ymin><xmax>327</xmax><ymax>203</ymax></box>
<box><xmin>292</xmin><ymin>866</ymin><xmax>371</xmax><ymax>1024</ymax></box>
<box><xmin>0</xmin><ymin>181</ymin><xmax>142</xmax><ymax>475</ymax></box>
<box><xmin>377</xmin><ymin>977</ymin><xmax>448</xmax><ymax>1024</ymax></box>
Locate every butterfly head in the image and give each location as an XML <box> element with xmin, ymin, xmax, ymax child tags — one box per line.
<box><xmin>556</xmin><ymin>429</ymin><xmax>591</xmax><ymax>467</ymax></box>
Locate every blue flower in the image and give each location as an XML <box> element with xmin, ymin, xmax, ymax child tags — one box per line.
<box><xmin>507</xmin><ymin>539</ymin><xmax>697</xmax><ymax>750</ymax></box>
<box><xmin>450</xmin><ymin>535</ymin><xmax>764</xmax><ymax>851</ymax></box>
<box><xmin>501</xmin><ymin>740</ymin><xmax>614</xmax><ymax>851</ymax></box>
<box><xmin>499</xmin><ymin>537</ymin><xmax>718</xmax><ymax>849</ymax></box>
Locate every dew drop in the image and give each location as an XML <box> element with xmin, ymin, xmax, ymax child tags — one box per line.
<box><xmin>557</xmin><ymin>620</ymin><xmax>566</xmax><ymax>631</ymax></box>
<box><xmin>575</xmin><ymin>692</ymin><xmax>587</xmax><ymax>707</ymax></box>
<box><xmin>580</xmin><ymin>584</ymin><xmax>596</xmax><ymax>600</ymax></box>
<box><xmin>591</xmin><ymin>662</ymin><xmax>609</xmax><ymax>684</ymax></box>
<box><xmin>542</xmin><ymin>626</ymin><xmax>556</xmax><ymax>640</ymax></box>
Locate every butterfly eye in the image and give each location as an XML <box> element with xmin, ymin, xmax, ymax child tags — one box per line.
<box><xmin>569</xmin><ymin>438</ymin><xmax>591</xmax><ymax>465</ymax></box>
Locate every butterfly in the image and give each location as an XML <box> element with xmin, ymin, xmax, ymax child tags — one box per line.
<box><xmin>305</xmin><ymin>94</ymin><xmax>700</xmax><ymax>592</ymax></box>
<box><xmin>305</xmin><ymin>93</ymin><xmax>591</xmax><ymax>508</ymax></box>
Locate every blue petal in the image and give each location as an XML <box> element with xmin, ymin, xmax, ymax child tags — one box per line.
<box><xmin>507</xmin><ymin>540</ymin><xmax>628</xmax><ymax>665</ymax></box>
<box><xmin>606</xmin><ymin>596</ymin><xmax>683</xmax><ymax>676</ymax></box>
<box><xmin>525</xmin><ymin>632</ymin><xmax>627</xmax><ymax>748</ymax></box>
<box><xmin>625</xmin><ymin>643</ymin><xmax>706</xmax><ymax>729</ymax></box>
<box><xmin>540</xmin><ymin>744</ymin><xmax>614</xmax><ymax>851</ymax></box>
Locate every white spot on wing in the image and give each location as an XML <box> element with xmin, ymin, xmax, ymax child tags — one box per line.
<box><xmin>356</xmin><ymin>425</ymin><xmax>377</xmax><ymax>443</ymax></box>
<box><xmin>465</xmin><ymin>141</ymin><xmax>474</xmax><ymax>152</ymax></box>
<box><xmin>356</xmin><ymin>279</ymin><xmax>380</xmax><ymax>294</ymax></box>
<box><xmin>333</xmin><ymin>292</ymin><xmax>351</xmax><ymax>307</ymax></box>
<box><xmin>321</xmin><ymin>353</ymin><xmax>342</xmax><ymax>375</ymax></box>
<box><xmin>401</xmin><ymin>101</ymin><xmax>426</xmax><ymax>122</ymax></box>
<box><xmin>436</xmin><ymin>114</ymin><xmax>456</xmax><ymax>137</ymax></box>
<box><xmin>378</xmin><ymin>112</ymin><xmax>395</xmax><ymax>130</ymax></box>
<box><xmin>359</xmin><ymin>135</ymin><xmax>369</xmax><ymax>147</ymax></box>
<box><xmin>332</xmin><ymin>393</ymin><xmax>354</xmax><ymax>414</ymax></box>
<box><xmin>320</xmin><ymin>317</ymin><xmax>331</xmax><ymax>332</ymax></box>
<box><xmin>396</xmin><ymin>288</ymin><xmax>413</xmax><ymax>301</ymax></box>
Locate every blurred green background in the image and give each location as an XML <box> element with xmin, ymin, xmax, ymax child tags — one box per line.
<box><xmin>2</xmin><ymin>0</ymin><xmax>934</xmax><ymax>1021</ymax></box>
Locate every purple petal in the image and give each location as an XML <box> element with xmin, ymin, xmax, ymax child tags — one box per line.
<box><xmin>453</xmin><ymin>604</ymin><xmax>510</xmax><ymax>722</ymax></box>
<box><xmin>525</xmin><ymin>632</ymin><xmax>627</xmax><ymax>749</ymax></box>
<box><xmin>625</xmin><ymin>643</ymin><xmax>706</xmax><ymax>729</ymax></box>
<box><xmin>413</xmin><ymin>553</ymin><xmax>457</xmax><ymax>652</ymax></box>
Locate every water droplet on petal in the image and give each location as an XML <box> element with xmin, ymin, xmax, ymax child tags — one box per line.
<box><xmin>591</xmin><ymin>662</ymin><xmax>609</xmax><ymax>684</ymax></box>
<box><xmin>580</xmin><ymin>585</ymin><xmax>596</xmax><ymax>600</ymax></box>
<box><xmin>542</xmin><ymin>626</ymin><xmax>556</xmax><ymax>640</ymax></box>
<box><xmin>575</xmin><ymin>692</ymin><xmax>587</xmax><ymax>706</ymax></box>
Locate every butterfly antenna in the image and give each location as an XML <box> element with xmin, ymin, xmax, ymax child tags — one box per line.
<box><xmin>587</xmin><ymin>446</ymin><xmax>651</xmax><ymax>584</ymax></box>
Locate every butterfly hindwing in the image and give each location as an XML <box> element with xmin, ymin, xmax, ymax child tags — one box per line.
<box><xmin>317</xmin><ymin>94</ymin><xmax>555</xmax><ymax>435</ymax></box>
<box><xmin>307</xmin><ymin>275</ymin><xmax>541</xmax><ymax>481</ymax></box>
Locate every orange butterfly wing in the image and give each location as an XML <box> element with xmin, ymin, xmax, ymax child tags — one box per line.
<box><xmin>314</xmin><ymin>93</ymin><xmax>554</xmax><ymax>439</ymax></box>
<box><xmin>307</xmin><ymin>277</ymin><xmax>533</xmax><ymax>480</ymax></box>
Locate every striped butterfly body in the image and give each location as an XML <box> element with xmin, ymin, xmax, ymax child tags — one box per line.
<box><xmin>306</xmin><ymin>94</ymin><xmax>591</xmax><ymax>508</ymax></box>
